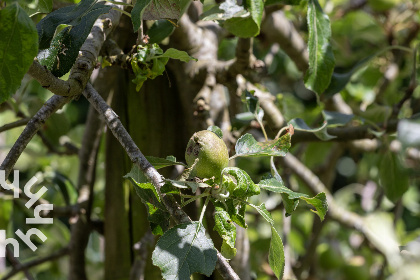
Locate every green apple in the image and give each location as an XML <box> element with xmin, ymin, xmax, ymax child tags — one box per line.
<box><xmin>185</xmin><ymin>130</ymin><xmax>229</xmax><ymax>179</ymax></box>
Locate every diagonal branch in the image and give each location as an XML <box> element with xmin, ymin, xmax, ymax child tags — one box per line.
<box><xmin>3</xmin><ymin>246</ymin><xmax>70</xmax><ymax>280</ymax></box>
<box><xmin>83</xmin><ymin>83</ymin><xmax>240</xmax><ymax>280</ymax></box>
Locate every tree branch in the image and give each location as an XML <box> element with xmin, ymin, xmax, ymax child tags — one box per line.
<box><xmin>0</xmin><ymin>118</ymin><xmax>30</xmax><ymax>133</ymax></box>
<box><xmin>0</xmin><ymin>95</ymin><xmax>70</xmax><ymax>178</ymax></box>
<box><xmin>83</xmin><ymin>83</ymin><xmax>240</xmax><ymax>280</ymax></box>
<box><xmin>69</xmin><ymin>102</ymin><xmax>105</xmax><ymax>280</ymax></box>
<box><xmin>3</xmin><ymin>246</ymin><xmax>70</xmax><ymax>280</ymax></box>
<box><xmin>280</xmin><ymin>152</ymin><xmax>398</xmax><ymax>262</ymax></box>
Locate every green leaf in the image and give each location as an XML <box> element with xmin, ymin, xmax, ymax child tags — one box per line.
<box><xmin>234</xmin><ymin>133</ymin><xmax>291</xmax><ymax>158</ymax></box>
<box><xmin>132</xmin><ymin>0</ymin><xmax>191</xmax><ymax>31</ymax></box>
<box><xmin>145</xmin><ymin>155</ymin><xmax>186</xmax><ymax>169</ymax></box>
<box><xmin>258</xmin><ymin>178</ymin><xmax>328</xmax><ymax>220</ymax></box>
<box><xmin>300</xmin><ymin>192</ymin><xmax>328</xmax><ymax>221</ymax></box>
<box><xmin>288</xmin><ymin>119</ymin><xmax>333</xmax><ymax>141</ymax></box>
<box><xmin>131</xmin><ymin>0</ymin><xmax>152</xmax><ymax>31</ymax></box>
<box><xmin>214</xmin><ymin>206</ymin><xmax>237</xmax><ymax>259</ymax></box>
<box><xmin>156</xmin><ymin>48</ymin><xmax>197</xmax><ymax>63</ymax></box>
<box><xmin>200</xmin><ymin>2</ymin><xmax>247</xmax><ymax>21</ymax></box>
<box><xmin>0</xmin><ymin>3</ymin><xmax>38</xmax><ymax>104</ymax></box>
<box><xmin>288</xmin><ymin>110</ymin><xmax>353</xmax><ymax>141</ymax></box>
<box><xmin>379</xmin><ymin>151</ymin><xmax>409</xmax><ymax>202</ymax></box>
<box><xmin>36</xmin><ymin>0</ymin><xmax>111</xmax><ymax>77</ymax></box>
<box><xmin>304</xmin><ymin>0</ymin><xmax>335</xmax><ymax>95</ymax></box>
<box><xmin>322</xmin><ymin>111</ymin><xmax>354</xmax><ymax>126</ymax></box>
<box><xmin>222</xmin><ymin>167</ymin><xmax>260</xmax><ymax>198</ymax></box>
<box><xmin>124</xmin><ymin>166</ymin><xmax>170</xmax><ymax>235</ymax></box>
<box><xmin>249</xmin><ymin>203</ymin><xmax>274</xmax><ymax>225</ymax></box>
<box><xmin>7</xmin><ymin>0</ymin><xmax>53</xmax><ymax>16</ymax></box>
<box><xmin>214</xmin><ymin>199</ymin><xmax>248</xmax><ymax>228</ymax></box>
<box><xmin>398</xmin><ymin>118</ymin><xmax>420</xmax><ymax>148</ymax></box>
<box><xmin>324</xmin><ymin>46</ymin><xmax>406</xmax><ymax>96</ymax></box>
<box><xmin>152</xmin><ymin>222</ymin><xmax>217</xmax><ymax>279</ymax></box>
<box><xmin>269</xmin><ymin>227</ymin><xmax>285</xmax><ymax>279</ymax></box>
<box><xmin>147</xmin><ymin>19</ymin><xmax>176</xmax><ymax>44</ymax></box>
<box><xmin>224</xmin><ymin>0</ymin><xmax>264</xmax><ymax>38</ymax></box>
<box><xmin>207</xmin><ymin>125</ymin><xmax>223</xmax><ymax>139</ymax></box>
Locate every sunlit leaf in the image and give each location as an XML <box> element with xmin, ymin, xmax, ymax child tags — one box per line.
<box><xmin>249</xmin><ymin>203</ymin><xmax>273</xmax><ymax>225</ymax></box>
<box><xmin>222</xmin><ymin>167</ymin><xmax>260</xmax><ymax>198</ymax></box>
<box><xmin>207</xmin><ymin>125</ymin><xmax>223</xmax><ymax>139</ymax></box>
<box><xmin>152</xmin><ymin>222</ymin><xmax>217</xmax><ymax>279</ymax></box>
<box><xmin>258</xmin><ymin>178</ymin><xmax>328</xmax><ymax>220</ymax></box>
<box><xmin>214</xmin><ymin>206</ymin><xmax>237</xmax><ymax>259</ymax></box>
<box><xmin>156</xmin><ymin>48</ymin><xmax>197</xmax><ymax>62</ymax></box>
<box><xmin>224</xmin><ymin>0</ymin><xmax>264</xmax><ymax>38</ymax></box>
<box><xmin>269</xmin><ymin>227</ymin><xmax>285</xmax><ymax>279</ymax></box>
<box><xmin>304</xmin><ymin>0</ymin><xmax>335</xmax><ymax>95</ymax></box>
<box><xmin>234</xmin><ymin>133</ymin><xmax>291</xmax><ymax>158</ymax></box>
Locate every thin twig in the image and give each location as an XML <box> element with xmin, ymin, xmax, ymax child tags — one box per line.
<box><xmin>0</xmin><ymin>118</ymin><xmax>30</xmax><ymax>133</ymax></box>
<box><xmin>3</xmin><ymin>246</ymin><xmax>70</xmax><ymax>280</ymax></box>
<box><xmin>4</xmin><ymin>247</ymin><xmax>34</xmax><ymax>280</ymax></box>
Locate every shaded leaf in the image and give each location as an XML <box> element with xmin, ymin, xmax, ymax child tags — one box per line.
<box><xmin>131</xmin><ymin>0</ymin><xmax>152</xmax><ymax>31</ymax></box>
<box><xmin>152</xmin><ymin>222</ymin><xmax>217</xmax><ymax>279</ymax></box>
<box><xmin>0</xmin><ymin>3</ymin><xmax>38</xmax><ymax>103</ymax></box>
<box><xmin>222</xmin><ymin>167</ymin><xmax>260</xmax><ymax>198</ymax></box>
<box><xmin>234</xmin><ymin>133</ymin><xmax>291</xmax><ymax>158</ymax></box>
<box><xmin>145</xmin><ymin>155</ymin><xmax>186</xmax><ymax>169</ymax></box>
<box><xmin>269</xmin><ymin>227</ymin><xmax>285</xmax><ymax>279</ymax></box>
<box><xmin>124</xmin><ymin>166</ymin><xmax>170</xmax><ymax>235</ymax></box>
<box><xmin>36</xmin><ymin>0</ymin><xmax>111</xmax><ymax>77</ymax></box>
<box><xmin>288</xmin><ymin>119</ymin><xmax>333</xmax><ymax>141</ymax></box>
<box><xmin>147</xmin><ymin>19</ymin><xmax>176</xmax><ymax>44</ymax></box>
<box><xmin>258</xmin><ymin>178</ymin><xmax>328</xmax><ymax>220</ymax></box>
<box><xmin>288</xmin><ymin>110</ymin><xmax>353</xmax><ymax>141</ymax></box>
<box><xmin>379</xmin><ymin>151</ymin><xmax>409</xmax><ymax>202</ymax></box>
<box><xmin>304</xmin><ymin>0</ymin><xmax>335</xmax><ymax>95</ymax></box>
<box><xmin>207</xmin><ymin>125</ymin><xmax>223</xmax><ymax>139</ymax></box>
<box><xmin>324</xmin><ymin>46</ymin><xmax>404</xmax><ymax>96</ymax></box>
<box><xmin>322</xmin><ymin>111</ymin><xmax>354</xmax><ymax>126</ymax></box>
<box><xmin>132</xmin><ymin>0</ymin><xmax>191</xmax><ymax>31</ymax></box>
<box><xmin>214</xmin><ymin>206</ymin><xmax>237</xmax><ymax>259</ymax></box>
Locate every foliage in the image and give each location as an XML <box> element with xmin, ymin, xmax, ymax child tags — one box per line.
<box><xmin>0</xmin><ymin>0</ymin><xmax>419</xmax><ymax>279</ymax></box>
